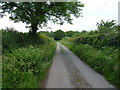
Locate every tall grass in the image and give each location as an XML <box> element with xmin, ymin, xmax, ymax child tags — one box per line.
<box><xmin>2</xmin><ymin>28</ymin><xmax>57</xmax><ymax>88</ymax></box>
<box><xmin>60</xmin><ymin>32</ymin><xmax>119</xmax><ymax>88</ymax></box>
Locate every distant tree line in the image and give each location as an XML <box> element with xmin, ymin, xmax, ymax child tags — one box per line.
<box><xmin>38</xmin><ymin>29</ymin><xmax>80</xmax><ymax>40</ymax></box>
<box><xmin>38</xmin><ymin>20</ymin><xmax>119</xmax><ymax>41</ymax></box>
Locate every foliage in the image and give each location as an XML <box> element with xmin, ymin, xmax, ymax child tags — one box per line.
<box><xmin>38</xmin><ymin>30</ymin><xmax>81</xmax><ymax>40</ymax></box>
<box><xmin>60</xmin><ymin>30</ymin><xmax>119</xmax><ymax>88</ymax></box>
<box><xmin>0</xmin><ymin>2</ymin><xmax>84</xmax><ymax>34</ymax></box>
<box><xmin>3</xmin><ymin>43</ymin><xmax>56</xmax><ymax>88</ymax></box>
<box><xmin>96</xmin><ymin>20</ymin><xmax>117</xmax><ymax>33</ymax></box>
<box><xmin>2</xmin><ymin>28</ymin><xmax>57</xmax><ymax>88</ymax></box>
<box><xmin>53</xmin><ymin>30</ymin><xmax>65</xmax><ymax>40</ymax></box>
<box><xmin>74</xmin><ymin>31</ymin><xmax>119</xmax><ymax>49</ymax></box>
<box><xmin>2</xmin><ymin>27</ymin><xmax>54</xmax><ymax>53</ymax></box>
<box><xmin>65</xmin><ymin>31</ymin><xmax>80</xmax><ymax>37</ymax></box>
<box><xmin>81</xmin><ymin>30</ymin><xmax>87</xmax><ymax>34</ymax></box>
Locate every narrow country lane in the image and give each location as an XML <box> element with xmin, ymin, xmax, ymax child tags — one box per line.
<box><xmin>46</xmin><ymin>43</ymin><xmax>115</xmax><ymax>88</ymax></box>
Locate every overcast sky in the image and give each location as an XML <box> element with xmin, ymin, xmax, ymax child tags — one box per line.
<box><xmin>0</xmin><ymin>0</ymin><xmax>119</xmax><ymax>32</ymax></box>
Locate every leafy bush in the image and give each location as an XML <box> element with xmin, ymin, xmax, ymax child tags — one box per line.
<box><xmin>2</xmin><ymin>28</ymin><xmax>49</xmax><ymax>53</ymax></box>
<box><xmin>60</xmin><ymin>31</ymin><xmax>119</xmax><ymax>88</ymax></box>
<box><xmin>74</xmin><ymin>32</ymin><xmax>119</xmax><ymax>49</ymax></box>
<box><xmin>3</xmin><ymin>43</ymin><xmax>56</xmax><ymax>88</ymax></box>
<box><xmin>2</xmin><ymin>29</ymin><xmax>57</xmax><ymax>88</ymax></box>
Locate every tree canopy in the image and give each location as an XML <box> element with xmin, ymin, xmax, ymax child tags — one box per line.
<box><xmin>0</xmin><ymin>2</ymin><xmax>84</xmax><ymax>35</ymax></box>
<box><xmin>96</xmin><ymin>20</ymin><xmax>117</xmax><ymax>33</ymax></box>
<box><xmin>54</xmin><ymin>29</ymin><xmax>65</xmax><ymax>40</ymax></box>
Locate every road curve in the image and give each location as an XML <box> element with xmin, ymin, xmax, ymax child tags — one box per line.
<box><xmin>46</xmin><ymin>43</ymin><xmax>115</xmax><ymax>88</ymax></box>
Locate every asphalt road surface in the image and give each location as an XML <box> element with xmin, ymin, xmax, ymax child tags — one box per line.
<box><xmin>46</xmin><ymin>43</ymin><xmax>115</xmax><ymax>88</ymax></box>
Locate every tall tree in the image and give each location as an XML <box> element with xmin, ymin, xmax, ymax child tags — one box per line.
<box><xmin>54</xmin><ymin>29</ymin><xmax>65</xmax><ymax>40</ymax></box>
<box><xmin>96</xmin><ymin>20</ymin><xmax>117</xmax><ymax>33</ymax></box>
<box><xmin>65</xmin><ymin>31</ymin><xmax>79</xmax><ymax>37</ymax></box>
<box><xmin>0</xmin><ymin>2</ymin><xmax>84</xmax><ymax>35</ymax></box>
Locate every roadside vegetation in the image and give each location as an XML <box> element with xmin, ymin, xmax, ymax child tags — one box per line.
<box><xmin>0</xmin><ymin>2</ymin><xmax>119</xmax><ymax>88</ymax></box>
<box><xmin>0</xmin><ymin>2</ymin><xmax>84</xmax><ymax>88</ymax></box>
<box><xmin>2</xmin><ymin>28</ymin><xmax>57</xmax><ymax>88</ymax></box>
<box><xmin>60</xmin><ymin>20</ymin><xmax>120</xmax><ymax>88</ymax></box>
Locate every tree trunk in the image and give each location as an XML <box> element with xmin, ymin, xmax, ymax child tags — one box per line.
<box><xmin>29</xmin><ymin>23</ymin><xmax>38</xmax><ymax>36</ymax></box>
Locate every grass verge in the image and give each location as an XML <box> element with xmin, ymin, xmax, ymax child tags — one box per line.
<box><xmin>60</xmin><ymin>36</ymin><xmax>119</xmax><ymax>88</ymax></box>
<box><xmin>2</xmin><ymin>29</ymin><xmax>57</xmax><ymax>88</ymax></box>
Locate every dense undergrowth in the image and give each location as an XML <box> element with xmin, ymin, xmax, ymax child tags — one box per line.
<box><xmin>2</xmin><ymin>28</ymin><xmax>57</xmax><ymax>88</ymax></box>
<box><xmin>60</xmin><ymin>31</ymin><xmax>119</xmax><ymax>88</ymax></box>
